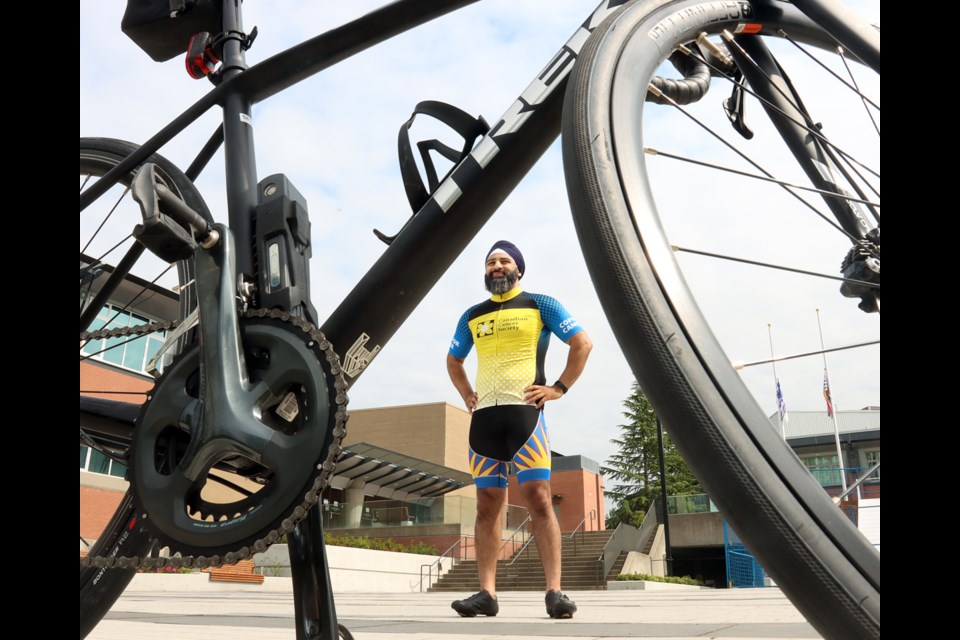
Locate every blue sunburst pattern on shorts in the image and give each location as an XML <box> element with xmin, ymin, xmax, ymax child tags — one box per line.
<box><xmin>514</xmin><ymin>413</ymin><xmax>551</xmax><ymax>483</ymax></box>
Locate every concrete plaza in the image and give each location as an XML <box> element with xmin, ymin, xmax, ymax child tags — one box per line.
<box><xmin>87</xmin><ymin>587</ymin><xmax>822</xmax><ymax>639</ymax></box>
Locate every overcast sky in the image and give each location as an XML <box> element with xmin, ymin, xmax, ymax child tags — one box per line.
<box><xmin>81</xmin><ymin>0</ymin><xmax>879</xmax><ymax>473</ymax></box>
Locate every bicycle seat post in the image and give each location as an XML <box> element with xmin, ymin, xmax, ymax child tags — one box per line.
<box><xmin>220</xmin><ymin>0</ymin><xmax>258</xmax><ymax>282</ymax></box>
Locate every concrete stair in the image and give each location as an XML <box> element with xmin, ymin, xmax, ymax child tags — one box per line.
<box><xmin>429</xmin><ymin>530</ymin><xmax>624</xmax><ymax>592</ymax></box>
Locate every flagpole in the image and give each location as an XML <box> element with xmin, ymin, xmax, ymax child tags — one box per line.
<box><xmin>816</xmin><ymin>308</ymin><xmax>848</xmax><ymax>493</ymax></box>
<box><xmin>767</xmin><ymin>323</ymin><xmax>786</xmax><ymax>440</ymax></box>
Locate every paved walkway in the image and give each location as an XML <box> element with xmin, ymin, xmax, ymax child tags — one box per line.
<box><xmin>88</xmin><ymin>588</ymin><xmax>821</xmax><ymax>639</ymax></box>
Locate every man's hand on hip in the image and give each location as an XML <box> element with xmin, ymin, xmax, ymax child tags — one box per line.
<box><xmin>523</xmin><ymin>384</ymin><xmax>563</xmax><ymax>410</ymax></box>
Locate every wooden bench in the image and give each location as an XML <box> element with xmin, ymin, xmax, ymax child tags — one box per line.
<box><xmin>373</xmin><ymin>506</ymin><xmax>413</xmax><ymax>526</ymax></box>
<box><xmin>203</xmin><ymin>559</ymin><xmax>265</xmax><ymax>584</ymax></box>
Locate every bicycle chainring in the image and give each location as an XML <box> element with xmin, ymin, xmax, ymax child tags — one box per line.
<box><xmin>85</xmin><ymin>309</ymin><xmax>348</xmax><ymax>568</ymax></box>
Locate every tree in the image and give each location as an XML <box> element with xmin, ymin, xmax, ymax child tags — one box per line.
<box><xmin>602</xmin><ymin>382</ymin><xmax>701</xmax><ymax>528</ymax></box>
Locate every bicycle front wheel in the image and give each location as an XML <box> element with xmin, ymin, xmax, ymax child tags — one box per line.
<box><xmin>80</xmin><ymin>137</ymin><xmax>210</xmax><ymax>637</ymax></box>
<box><xmin>563</xmin><ymin>1</ymin><xmax>878</xmax><ymax>638</ymax></box>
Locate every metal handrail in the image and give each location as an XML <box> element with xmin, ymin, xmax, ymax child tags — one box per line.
<box><xmin>506</xmin><ymin>530</ymin><xmax>537</xmax><ymax>566</ymax></box>
<box><xmin>419</xmin><ymin>535</ymin><xmax>474</xmax><ymax>592</ymax></box>
<box><xmin>569</xmin><ymin>509</ymin><xmax>597</xmax><ymax>556</ymax></box>
<box><xmin>418</xmin><ymin>514</ymin><xmax>534</xmax><ymax>591</ymax></box>
<box><xmin>504</xmin><ymin>514</ymin><xmax>537</xmax><ymax>586</ymax></box>
<box><xmin>499</xmin><ymin>514</ymin><xmax>532</xmax><ymax>553</ymax></box>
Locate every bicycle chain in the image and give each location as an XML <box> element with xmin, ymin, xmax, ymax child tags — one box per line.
<box><xmin>81</xmin><ymin>318</ymin><xmax>180</xmax><ymax>343</ymax></box>
<box><xmin>80</xmin><ymin>308</ymin><xmax>349</xmax><ymax>571</ymax></box>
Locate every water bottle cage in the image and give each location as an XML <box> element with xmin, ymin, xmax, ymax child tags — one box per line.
<box><xmin>374</xmin><ymin>101</ymin><xmax>489</xmax><ymax>245</ymax></box>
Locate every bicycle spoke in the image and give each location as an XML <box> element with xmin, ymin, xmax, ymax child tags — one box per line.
<box><xmin>647</xmin><ymin>147</ymin><xmax>879</xmax><ymax>209</ymax></box>
<box><xmin>80</xmin><ymin>234</ymin><xmax>135</xmax><ymax>280</ymax></box>
<box><xmin>646</xmin><ymin>83</ymin><xmax>859</xmax><ymax>242</ymax></box>
<box><xmin>837</xmin><ymin>45</ymin><xmax>881</xmax><ymax>137</ymax></box>
<box><xmin>777</xmin><ymin>29</ymin><xmax>880</xmax><ymax>111</ymax></box>
<box><xmin>671</xmin><ymin>245</ymin><xmax>880</xmax><ymax>286</ymax></box>
<box><xmin>80</xmin><ymin>331</ymin><xmax>151</xmax><ymax>363</ymax></box>
<box><xmin>677</xmin><ymin>41</ymin><xmax>880</xmax><ymax>214</ymax></box>
<box><xmin>734</xmin><ymin>340</ymin><xmax>880</xmax><ymax>368</ymax></box>
<box><xmin>677</xmin><ymin>41</ymin><xmax>879</xmax><ymax>185</ymax></box>
<box><xmin>720</xmin><ymin>31</ymin><xmax>881</xmax><ymax>225</ymax></box>
<box><xmin>81</xmin><ymin>261</ymin><xmax>174</xmax><ymax>387</ymax></box>
<box><xmin>80</xmin><ymin>184</ymin><xmax>131</xmax><ymax>256</ymax></box>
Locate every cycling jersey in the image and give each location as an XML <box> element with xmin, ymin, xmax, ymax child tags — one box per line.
<box><xmin>449</xmin><ymin>288</ymin><xmax>583</xmax><ymax>410</ymax></box>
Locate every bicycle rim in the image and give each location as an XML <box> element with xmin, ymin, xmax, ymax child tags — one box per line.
<box><xmin>563</xmin><ymin>1</ymin><xmax>878</xmax><ymax>638</ymax></box>
<box><xmin>80</xmin><ymin>137</ymin><xmax>210</xmax><ymax>637</ymax></box>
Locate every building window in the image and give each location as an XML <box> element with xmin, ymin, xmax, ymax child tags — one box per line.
<box><xmin>81</xmin><ymin>304</ymin><xmax>166</xmax><ymax>375</ymax></box>
<box><xmin>801</xmin><ymin>454</ymin><xmax>842</xmax><ymax>487</ymax></box>
<box><xmin>80</xmin><ymin>444</ymin><xmax>127</xmax><ymax>479</ymax></box>
<box><xmin>863</xmin><ymin>449</ymin><xmax>880</xmax><ymax>481</ymax></box>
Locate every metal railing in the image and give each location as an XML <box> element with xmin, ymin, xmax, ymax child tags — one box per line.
<box><xmin>419</xmin><ymin>535</ymin><xmax>474</xmax><ymax>592</ymax></box>
<box><xmin>803</xmin><ymin>465</ymin><xmax>880</xmax><ymax>490</ymax></box>
<box><xmin>569</xmin><ymin>509</ymin><xmax>597</xmax><ymax>556</ymax></box>
<box><xmin>666</xmin><ymin>494</ymin><xmax>718</xmax><ymax>514</ymax></box>
<box><xmin>320</xmin><ymin>495</ymin><xmax>483</xmax><ymax>530</ymax></box>
<box><xmin>595</xmin><ymin>522</ymin><xmax>645</xmax><ymax>588</ymax></box>
<box><xmin>504</xmin><ymin>514</ymin><xmax>535</xmax><ymax>588</ymax></box>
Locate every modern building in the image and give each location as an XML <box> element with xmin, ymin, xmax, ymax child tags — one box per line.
<box><xmin>772</xmin><ymin>408</ymin><xmax>880</xmax><ymax>501</ymax></box>
<box><xmin>626</xmin><ymin>407</ymin><xmax>881</xmax><ymax>587</ymax></box>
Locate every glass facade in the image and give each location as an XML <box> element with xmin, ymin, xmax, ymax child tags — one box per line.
<box><xmin>81</xmin><ymin>304</ymin><xmax>166</xmax><ymax>375</ymax></box>
<box><xmin>864</xmin><ymin>449</ymin><xmax>880</xmax><ymax>480</ymax></box>
<box><xmin>800</xmin><ymin>454</ymin><xmax>843</xmax><ymax>486</ymax></box>
<box><xmin>80</xmin><ymin>444</ymin><xmax>127</xmax><ymax>478</ymax></box>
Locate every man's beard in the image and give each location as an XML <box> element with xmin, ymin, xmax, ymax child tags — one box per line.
<box><xmin>485</xmin><ymin>269</ymin><xmax>519</xmax><ymax>295</ymax></box>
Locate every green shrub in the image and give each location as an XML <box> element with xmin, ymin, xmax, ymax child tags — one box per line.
<box><xmin>616</xmin><ymin>573</ymin><xmax>702</xmax><ymax>586</ymax></box>
<box><xmin>137</xmin><ymin>565</ymin><xmax>194</xmax><ymax>574</ymax></box>
<box><xmin>324</xmin><ymin>534</ymin><xmax>439</xmax><ymax>556</ymax></box>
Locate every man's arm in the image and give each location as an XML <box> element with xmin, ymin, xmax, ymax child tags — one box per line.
<box><xmin>447</xmin><ymin>353</ymin><xmax>478</xmax><ymax>413</ymax></box>
<box><xmin>524</xmin><ymin>331</ymin><xmax>593</xmax><ymax>409</ymax></box>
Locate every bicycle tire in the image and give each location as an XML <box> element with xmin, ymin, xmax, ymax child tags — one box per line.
<box><xmin>80</xmin><ymin>137</ymin><xmax>211</xmax><ymax>638</ymax></box>
<box><xmin>562</xmin><ymin>2</ymin><xmax>878</xmax><ymax>639</ymax></box>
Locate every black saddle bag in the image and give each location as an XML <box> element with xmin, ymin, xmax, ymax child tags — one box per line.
<box><xmin>121</xmin><ymin>0</ymin><xmax>222</xmax><ymax>62</ymax></box>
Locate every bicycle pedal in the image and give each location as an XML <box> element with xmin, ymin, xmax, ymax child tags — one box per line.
<box><xmin>131</xmin><ymin>163</ymin><xmax>199</xmax><ymax>262</ymax></box>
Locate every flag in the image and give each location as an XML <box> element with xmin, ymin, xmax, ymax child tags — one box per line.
<box><xmin>776</xmin><ymin>379</ymin><xmax>789</xmax><ymax>423</ymax></box>
<box><xmin>822</xmin><ymin>369</ymin><xmax>834</xmax><ymax>417</ymax></box>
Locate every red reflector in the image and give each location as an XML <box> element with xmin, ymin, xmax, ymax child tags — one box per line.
<box><xmin>129</xmin><ymin>517</ymin><xmax>137</xmax><ymax>530</ymax></box>
<box><xmin>741</xmin><ymin>23</ymin><xmax>763</xmax><ymax>34</ymax></box>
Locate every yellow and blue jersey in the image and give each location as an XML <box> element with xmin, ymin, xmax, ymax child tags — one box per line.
<box><xmin>449</xmin><ymin>288</ymin><xmax>583</xmax><ymax>410</ymax></box>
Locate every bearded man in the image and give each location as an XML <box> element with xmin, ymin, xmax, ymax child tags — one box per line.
<box><xmin>446</xmin><ymin>240</ymin><xmax>592</xmax><ymax>619</ymax></box>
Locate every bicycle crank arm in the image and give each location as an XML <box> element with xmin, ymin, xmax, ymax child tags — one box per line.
<box><xmin>179</xmin><ymin>223</ymin><xmax>277</xmax><ymax>481</ymax></box>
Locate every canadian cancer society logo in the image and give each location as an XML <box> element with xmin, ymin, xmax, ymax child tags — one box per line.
<box><xmin>475</xmin><ymin>320</ymin><xmax>495</xmax><ymax>338</ymax></box>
